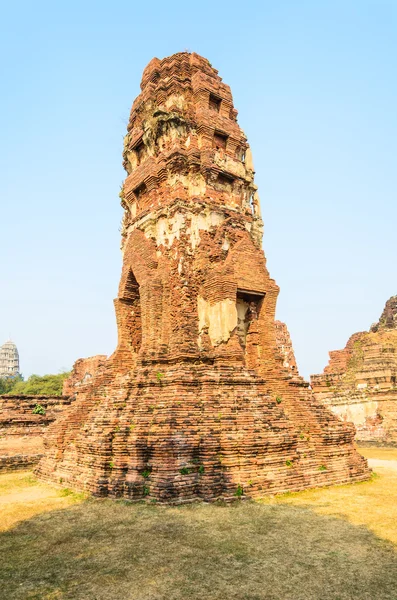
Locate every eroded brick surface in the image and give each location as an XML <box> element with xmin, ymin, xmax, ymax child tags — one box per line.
<box><xmin>36</xmin><ymin>52</ymin><xmax>369</xmax><ymax>501</ymax></box>
<box><xmin>62</xmin><ymin>356</ymin><xmax>107</xmax><ymax>397</ymax></box>
<box><xmin>275</xmin><ymin>321</ymin><xmax>298</xmax><ymax>376</ymax></box>
<box><xmin>311</xmin><ymin>296</ymin><xmax>397</xmax><ymax>446</ymax></box>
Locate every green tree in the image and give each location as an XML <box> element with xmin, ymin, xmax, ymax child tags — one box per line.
<box><xmin>7</xmin><ymin>372</ymin><xmax>70</xmax><ymax>396</ymax></box>
<box><xmin>0</xmin><ymin>374</ymin><xmax>24</xmax><ymax>394</ymax></box>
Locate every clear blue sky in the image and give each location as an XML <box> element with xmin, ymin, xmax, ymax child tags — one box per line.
<box><xmin>1</xmin><ymin>0</ymin><xmax>396</xmax><ymax>380</ymax></box>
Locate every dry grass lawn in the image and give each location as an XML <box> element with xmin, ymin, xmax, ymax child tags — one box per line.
<box><xmin>0</xmin><ymin>449</ymin><xmax>396</xmax><ymax>599</ymax></box>
<box><xmin>359</xmin><ymin>446</ymin><xmax>397</xmax><ymax>462</ymax></box>
<box><xmin>260</xmin><ymin>465</ymin><xmax>397</xmax><ymax>546</ymax></box>
<box><xmin>0</xmin><ymin>471</ymin><xmax>86</xmax><ymax>533</ymax></box>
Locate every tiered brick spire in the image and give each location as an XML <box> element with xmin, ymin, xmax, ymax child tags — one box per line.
<box><xmin>37</xmin><ymin>53</ymin><xmax>369</xmax><ymax>501</ymax></box>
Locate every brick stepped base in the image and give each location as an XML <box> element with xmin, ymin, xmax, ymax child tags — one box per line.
<box><xmin>37</xmin><ymin>364</ymin><xmax>369</xmax><ymax>503</ymax></box>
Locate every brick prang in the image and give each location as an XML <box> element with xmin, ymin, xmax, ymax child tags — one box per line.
<box><xmin>36</xmin><ymin>52</ymin><xmax>370</xmax><ymax>501</ymax></box>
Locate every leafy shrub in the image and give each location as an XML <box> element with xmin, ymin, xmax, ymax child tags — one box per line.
<box><xmin>235</xmin><ymin>484</ymin><xmax>244</xmax><ymax>497</ymax></box>
<box><xmin>32</xmin><ymin>404</ymin><xmax>46</xmax><ymax>415</ymax></box>
<box><xmin>0</xmin><ymin>374</ymin><xmax>23</xmax><ymax>394</ymax></box>
<box><xmin>8</xmin><ymin>372</ymin><xmax>70</xmax><ymax>396</ymax></box>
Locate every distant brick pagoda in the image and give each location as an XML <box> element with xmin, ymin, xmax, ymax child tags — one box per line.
<box><xmin>37</xmin><ymin>53</ymin><xmax>369</xmax><ymax>501</ymax></box>
<box><xmin>311</xmin><ymin>296</ymin><xmax>397</xmax><ymax>446</ymax></box>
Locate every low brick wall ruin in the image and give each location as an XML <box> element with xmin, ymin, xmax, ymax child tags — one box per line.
<box><xmin>0</xmin><ymin>395</ymin><xmax>72</xmax><ymax>471</ymax></box>
<box><xmin>311</xmin><ymin>297</ymin><xmax>397</xmax><ymax>447</ymax></box>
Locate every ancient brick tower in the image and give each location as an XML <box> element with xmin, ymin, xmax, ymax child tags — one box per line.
<box><xmin>37</xmin><ymin>53</ymin><xmax>370</xmax><ymax>500</ymax></box>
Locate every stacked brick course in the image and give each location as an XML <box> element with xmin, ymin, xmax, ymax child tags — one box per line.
<box><xmin>0</xmin><ymin>395</ymin><xmax>72</xmax><ymax>471</ymax></box>
<box><xmin>311</xmin><ymin>296</ymin><xmax>397</xmax><ymax>446</ymax></box>
<box><xmin>36</xmin><ymin>52</ymin><xmax>369</xmax><ymax>501</ymax></box>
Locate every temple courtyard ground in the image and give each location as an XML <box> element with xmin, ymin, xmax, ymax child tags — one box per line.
<box><xmin>1</xmin><ymin>449</ymin><xmax>396</xmax><ymax>600</ymax></box>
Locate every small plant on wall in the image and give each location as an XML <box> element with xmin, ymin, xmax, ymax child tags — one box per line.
<box><xmin>235</xmin><ymin>484</ymin><xmax>244</xmax><ymax>498</ymax></box>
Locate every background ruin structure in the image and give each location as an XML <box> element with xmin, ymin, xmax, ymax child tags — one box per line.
<box><xmin>311</xmin><ymin>295</ymin><xmax>397</xmax><ymax>446</ymax></box>
<box><xmin>0</xmin><ymin>340</ymin><xmax>19</xmax><ymax>378</ymax></box>
<box><xmin>37</xmin><ymin>52</ymin><xmax>369</xmax><ymax>501</ymax></box>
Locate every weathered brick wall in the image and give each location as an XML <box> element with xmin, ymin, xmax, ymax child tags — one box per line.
<box><xmin>0</xmin><ymin>395</ymin><xmax>72</xmax><ymax>471</ymax></box>
<box><xmin>62</xmin><ymin>356</ymin><xmax>107</xmax><ymax>396</ymax></box>
<box><xmin>311</xmin><ymin>298</ymin><xmax>397</xmax><ymax>446</ymax></box>
<box><xmin>37</xmin><ymin>52</ymin><xmax>370</xmax><ymax>501</ymax></box>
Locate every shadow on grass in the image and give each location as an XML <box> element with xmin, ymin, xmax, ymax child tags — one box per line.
<box><xmin>1</xmin><ymin>498</ymin><xmax>397</xmax><ymax>600</ymax></box>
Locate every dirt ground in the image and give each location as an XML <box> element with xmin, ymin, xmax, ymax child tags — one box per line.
<box><xmin>0</xmin><ymin>436</ymin><xmax>43</xmax><ymax>455</ymax></box>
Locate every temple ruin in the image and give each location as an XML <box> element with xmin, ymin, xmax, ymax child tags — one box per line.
<box><xmin>37</xmin><ymin>52</ymin><xmax>370</xmax><ymax>501</ymax></box>
<box><xmin>0</xmin><ymin>340</ymin><xmax>19</xmax><ymax>378</ymax></box>
<box><xmin>311</xmin><ymin>295</ymin><xmax>397</xmax><ymax>446</ymax></box>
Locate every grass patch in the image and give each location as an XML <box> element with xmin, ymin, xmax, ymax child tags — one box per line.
<box><xmin>0</xmin><ymin>470</ymin><xmax>39</xmax><ymax>495</ymax></box>
<box><xmin>0</xmin><ymin>456</ymin><xmax>397</xmax><ymax>599</ymax></box>
<box><xmin>0</xmin><ymin>471</ymin><xmax>87</xmax><ymax>533</ymax></box>
<box><xmin>260</xmin><ymin>467</ymin><xmax>397</xmax><ymax>546</ymax></box>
